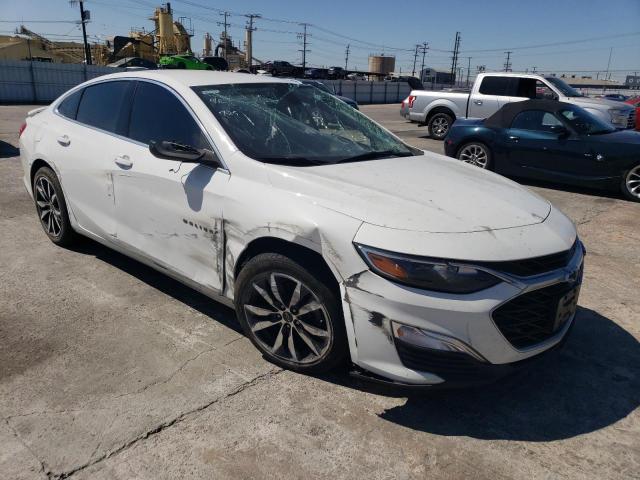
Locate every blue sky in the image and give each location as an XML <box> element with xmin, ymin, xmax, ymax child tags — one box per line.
<box><xmin>1</xmin><ymin>0</ymin><xmax>639</xmax><ymax>80</ymax></box>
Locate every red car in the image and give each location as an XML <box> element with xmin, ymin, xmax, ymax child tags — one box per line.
<box><xmin>625</xmin><ymin>96</ymin><xmax>640</xmax><ymax>130</ymax></box>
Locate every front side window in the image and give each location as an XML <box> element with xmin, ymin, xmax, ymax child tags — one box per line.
<box><xmin>545</xmin><ymin>77</ymin><xmax>583</xmax><ymax>97</ymax></box>
<box><xmin>536</xmin><ymin>81</ymin><xmax>558</xmax><ymax>100</ymax></box>
<box><xmin>560</xmin><ymin>108</ymin><xmax>615</xmax><ymax>135</ymax></box>
<box><xmin>193</xmin><ymin>82</ymin><xmax>417</xmax><ymax>165</ymax></box>
<box><xmin>76</xmin><ymin>81</ymin><xmax>133</xmax><ymax>134</ymax></box>
<box><xmin>57</xmin><ymin>88</ymin><xmax>83</xmax><ymax>120</ymax></box>
<box><xmin>511</xmin><ymin>110</ymin><xmax>563</xmax><ymax>132</ymax></box>
<box><xmin>128</xmin><ymin>82</ymin><xmax>209</xmax><ymax>149</ymax></box>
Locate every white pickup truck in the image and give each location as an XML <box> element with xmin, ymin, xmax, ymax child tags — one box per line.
<box><xmin>401</xmin><ymin>72</ymin><xmax>636</xmax><ymax>139</ymax></box>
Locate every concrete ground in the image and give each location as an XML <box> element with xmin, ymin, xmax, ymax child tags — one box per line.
<box><xmin>1</xmin><ymin>104</ymin><xmax>638</xmax><ymax>480</ymax></box>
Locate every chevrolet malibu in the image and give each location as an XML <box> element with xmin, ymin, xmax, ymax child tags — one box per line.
<box><xmin>19</xmin><ymin>71</ymin><xmax>584</xmax><ymax>387</ymax></box>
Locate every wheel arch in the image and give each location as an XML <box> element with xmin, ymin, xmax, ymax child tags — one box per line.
<box><xmin>30</xmin><ymin>158</ymin><xmax>54</xmax><ymax>186</ymax></box>
<box><xmin>425</xmin><ymin>105</ymin><xmax>457</xmax><ymax>124</ymax></box>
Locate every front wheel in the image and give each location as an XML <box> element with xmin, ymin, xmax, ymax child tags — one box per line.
<box><xmin>428</xmin><ymin>112</ymin><xmax>453</xmax><ymax>140</ymax></box>
<box><xmin>622</xmin><ymin>164</ymin><xmax>640</xmax><ymax>202</ymax></box>
<box><xmin>457</xmin><ymin>142</ymin><xmax>492</xmax><ymax>170</ymax></box>
<box><xmin>235</xmin><ymin>253</ymin><xmax>348</xmax><ymax>373</ymax></box>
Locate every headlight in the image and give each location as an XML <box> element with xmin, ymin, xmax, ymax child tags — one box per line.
<box><xmin>355</xmin><ymin>244</ymin><xmax>501</xmax><ymax>294</ymax></box>
<box><xmin>609</xmin><ymin>108</ymin><xmax>628</xmax><ymax>126</ymax></box>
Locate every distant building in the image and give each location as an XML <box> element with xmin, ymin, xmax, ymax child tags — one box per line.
<box><xmin>420</xmin><ymin>67</ymin><xmax>453</xmax><ymax>85</ymax></box>
<box><xmin>625</xmin><ymin>74</ymin><xmax>640</xmax><ymax>90</ymax></box>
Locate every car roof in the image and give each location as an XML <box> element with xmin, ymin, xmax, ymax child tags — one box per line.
<box><xmin>82</xmin><ymin>70</ymin><xmax>297</xmax><ymax>88</ymax></box>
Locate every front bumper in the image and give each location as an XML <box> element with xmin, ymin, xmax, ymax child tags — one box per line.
<box><xmin>342</xmin><ymin>226</ymin><xmax>583</xmax><ymax>387</ymax></box>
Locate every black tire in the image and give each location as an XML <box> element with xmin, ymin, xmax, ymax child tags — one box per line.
<box><xmin>456</xmin><ymin>141</ymin><xmax>493</xmax><ymax>170</ymax></box>
<box><xmin>428</xmin><ymin>112</ymin><xmax>454</xmax><ymax>140</ymax></box>
<box><xmin>271</xmin><ymin>69</ymin><xmax>278</xmax><ymax>77</ymax></box>
<box><xmin>33</xmin><ymin>166</ymin><xmax>78</xmax><ymax>246</ymax></box>
<box><xmin>177</xmin><ymin>62</ymin><xmax>186</xmax><ymax>69</ymax></box>
<box><xmin>621</xmin><ymin>164</ymin><xmax>640</xmax><ymax>202</ymax></box>
<box><xmin>234</xmin><ymin>252</ymin><xmax>348</xmax><ymax>373</ymax></box>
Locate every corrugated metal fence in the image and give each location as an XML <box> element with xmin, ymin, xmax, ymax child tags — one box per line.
<box><xmin>0</xmin><ymin>60</ymin><xmax>415</xmax><ymax>104</ymax></box>
<box><xmin>0</xmin><ymin>60</ymin><xmax>113</xmax><ymax>103</ymax></box>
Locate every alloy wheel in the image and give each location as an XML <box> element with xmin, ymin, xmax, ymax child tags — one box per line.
<box><xmin>625</xmin><ymin>165</ymin><xmax>640</xmax><ymax>199</ymax></box>
<box><xmin>35</xmin><ymin>176</ymin><xmax>63</xmax><ymax>237</ymax></box>
<box><xmin>431</xmin><ymin>117</ymin><xmax>449</xmax><ymax>137</ymax></box>
<box><xmin>243</xmin><ymin>273</ymin><xmax>332</xmax><ymax>365</ymax></box>
<box><xmin>459</xmin><ymin>144</ymin><xmax>489</xmax><ymax>169</ymax></box>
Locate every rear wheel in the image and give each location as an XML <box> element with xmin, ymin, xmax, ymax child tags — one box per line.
<box><xmin>235</xmin><ymin>253</ymin><xmax>348</xmax><ymax>373</ymax></box>
<box><xmin>33</xmin><ymin>167</ymin><xmax>78</xmax><ymax>246</ymax></box>
<box><xmin>457</xmin><ymin>142</ymin><xmax>492</xmax><ymax>170</ymax></box>
<box><xmin>622</xmin><ymin>164</ymin><xmax>640</xmax><ymax>202</ymax></box>
<box><xmin>428</xmin><ymin>112</ymin><xmax>453</xmax><ymax>140</ymax></box>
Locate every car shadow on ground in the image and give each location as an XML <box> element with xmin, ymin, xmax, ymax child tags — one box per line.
<box><xmin>68</xmin><ymin>240</ymin><xmax>639</xmax><ymax>442</ymax></box>
<box><xmin>371</xmin><ymin>307</ymin><xmax>640</xmax><ymax>441</ymax></box>
<box><xmin>514</xmin><ymin>176</ymin><xmax>627</xmax><ymax>202</ymax></box>
<box><xmin>68</xmin><ymin>239</ymin><xmax>242</xmax><ymax>334</ymax></box>
<box><xmin>0</xmin><ymin>140</ymin><xmax>19</xmax><ymax>158</ymax></box>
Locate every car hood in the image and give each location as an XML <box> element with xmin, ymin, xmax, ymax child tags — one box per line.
<box><xmin>568</xmin><ymin>96</ymin><xmax>634</xmax><ymax>111</ymax></box>
<box><xmin>266</xmin><ymin>153</ymin><xmax>551</xmax><ymax>233</ymax></box>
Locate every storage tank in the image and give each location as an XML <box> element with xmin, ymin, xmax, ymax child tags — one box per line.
<box><xmin>368</xmin><ymin>55</ymin><xmax>395</xmax><ymax>78</ymax></box>
<box><xmin>154</xmin><ymin>4</ymin><xmax>176</xmax><ymax>54</ymax></box>
<box><xmin>203</xmin><ymin>32</ymin><xmax>212</xmax><ymax>57</ymax></box>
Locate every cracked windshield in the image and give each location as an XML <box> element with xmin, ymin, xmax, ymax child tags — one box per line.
<box><xmin>194</xmin><ymin>83</ymin><xmax>417</xmax><ymax>165</ymax></box>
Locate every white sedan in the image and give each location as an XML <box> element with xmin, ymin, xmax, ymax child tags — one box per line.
<box><xmin>19</xmin><ymin>71</ymin><xmax>584</xmax><ymax>388</ymax></box>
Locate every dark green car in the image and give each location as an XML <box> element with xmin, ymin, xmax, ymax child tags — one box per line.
<box><xmin>159</xmin><ymin>55</ymin><xmax>212</xmax><ymax>70</ymax></box>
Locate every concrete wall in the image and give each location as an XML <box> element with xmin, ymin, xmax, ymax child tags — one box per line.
<box><xmin>323</xmin><ymin>80</ymin><xmax>412</xmax><ymax>104</ymax></box>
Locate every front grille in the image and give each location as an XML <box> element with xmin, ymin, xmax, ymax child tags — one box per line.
<box><xmin>628</xmin><ymin>110</ymin><xmax>636</xmax><ymax>129</ymax></box>
<box><xmin>474</xmin><ymin>241</ymin><xmax>578</xmax><ymax>277</ymax></box>
<box><xmin>492</xmin><ymin>281</ymin><xmax>578</xmax><ymax>349</ymax></box>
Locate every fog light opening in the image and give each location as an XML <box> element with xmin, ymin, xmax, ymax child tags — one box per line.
<box><xmin>392</xmin><ymin>322</ymin><xmax>486</xmax><ymax>362</ymax></box>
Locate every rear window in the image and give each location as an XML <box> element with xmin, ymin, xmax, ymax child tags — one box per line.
<box><xmin>479</xmin><ymin>77</ymin><xmax>511</xmax><ymax>96</ymax></box>
<box><xmin>478</xmin><ymin>76</ymin><xmax>537</xmax><ymax>98</ymax></box>
<box><xmin>57</xmin><ymin>89</ymin><xmax>83</xmax><ymax>120</ymax></box>
<box><xmin>76</xmin><ymin>81</ymin><xmax>133</xmax><ymax>134</ymax></box>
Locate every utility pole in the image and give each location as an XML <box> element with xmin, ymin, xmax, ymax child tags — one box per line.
<box><xmin>503</xmin><ymin>51</ymin><xmax>512</xmax><ymax>72</ymax></box>
<box><xmin>70</xmin><ymin>0</ymin><xmax>92</xmax><ymax>65</ymax></box>
<box><xmin>217</xmin><ymin>11</ymin><xmax>230</xmax><ymax>60</ymax></box>
<box><xmin>297</xmin><ymin>23</ymin><xmax>311</xmax><ymax>72</ymax></box>
<box><xmin>466</xmin><ymin>56</ymin><xmax>471</xmax><ymax>87</ymax></box>
<box><xmin>344</xmin><ymin>44</ymin><xmax>350</xmax><ymax>70</ymax></box>
<box><xmin>412</xmin><ymin>44</ymin><xmax>419</xmax><ymax>77</ymax></box>
<box><xmin>532</xmin><ymin>66</ymin><xmax>537</xmax><ymax>73</ymax></box>
<box><xmin>450</xmin><ymin>32</ymin><xmax>461</xmax><ymax>86</ymax></box>
<box><xmin>244</xmin><ymin>13</ymin><xmax>260</xmax><ymax>69</ymax></box>
<box><xmin>419</xmin><ymin>42</ymin><xmax>428</xmax><ymax>83</ymax></box>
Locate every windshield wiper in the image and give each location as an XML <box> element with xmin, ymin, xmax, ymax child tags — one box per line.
<box><xmin>254</xmin><ymin>155</ymin><xmax>325</xmax><ymax>166</ymax></box>
<box><xmin>335</xmin><ymin>150</ymin><xmax>413</xmax><ymax>164</ymax></box>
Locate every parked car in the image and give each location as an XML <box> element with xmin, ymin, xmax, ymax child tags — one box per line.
<box><xmin>402</xmin><ymin>72</ymin><xmax>636</xmax><ymax>139</ymax></box>
<box><xmin>327</xmin><ymin>66</ymin><xmax>345</xmax><ymax>79</ymax></box>
<box><xmin>304</xmin><ymin>68</ymin><xmax>326</xmax><ymax>79</ymax></box>
<box><xmin>346</xmin><ymin>72</ymin><xmax>367</xmax><ymax>81</ymax></box>
<box><xmin>201</xmin><ymin>56</ymin><xmax>229</xmax><ymax>71</ymax></box>
<box><xmin>19</xmin><ymin>71</ymin><xmax>583</xmax><ymax>388</ymax></box>
<box><xmin>603</xmin><ymin>93</ymin><xmax>629</xmax><ymax>102</ymax></box>
<box><xmin>262</xmin><ymin>60</ymin><xmax>296</xmax><ymax>77</ymax></box>
<box><xmin>625</xmin><ymin>96</ymin><xmax>640</xmax><ymax>131</ymax></box>
<box><xmin>159</xmin><ymin>55</ymin><xmax>212</xmax><ymax>70</ymax></box>
<box><xmin>299</xmin><ymin>79</ymin><xmax>359</xmax><ymax>109</ymax></box>
<box><xmin>107</xmin><ymin>57</ymin><xmax>157</xmax><ymax>70</ymax></box>
<box><xmin>444</xmin><ymin>99</ymin><xmax>640</xmax><ymax>202</ymax></box>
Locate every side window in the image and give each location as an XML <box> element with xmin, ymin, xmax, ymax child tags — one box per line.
<box><xmin>57</xmin><ymin>89</ymin><xmax>83</xmax><ymax>120</ymax></box>
<box><xmin>511</xmin><ymin>110</ymin><xmax>562</xmax><ymax>132</ymax></box>
<box><xmin>128</xmin><ymin>82</ymin><xmax>209</xmax><ymax>149</ymax></box>
<box><xmin>76</xmin><ymin>81</ymin><xmax>133</xmax><ymax>134</ymax></box>
<box><xmin>478</xmin><ymin>76</ymin><xmax>511</xmax><ymax>96</ymax></box>
<box><xmin>511</xmin><ymin>78</ymin><xmax>537</xmax><ymax>98</ymax></box>
<box><xmin>535</xmin><ymin>81</ymin><xmax>558</xmax><ymax>100</ymax></box>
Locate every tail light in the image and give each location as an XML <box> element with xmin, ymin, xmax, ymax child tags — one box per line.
<box><xmin>18</xmin><ymin>122</ymin><xmax>27</xmax><ymax>137</ymax></box>
<box><xmin>407</xmin><ymin>95</ymin><xmax>416</xmax><ymax>108</ymax></box>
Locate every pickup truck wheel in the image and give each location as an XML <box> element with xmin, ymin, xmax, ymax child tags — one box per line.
<box><xmin>428</xmin><ymin>113</ymin><xmax>453</xmax><ymax>140</ymax></box>
<box><xmin>457</xmin><ymin>142</ymin><xmax>492</xmax><ymax>170</ymax></box>
<box><xmin>622</xmin><ymin>164</ymin><xmax>640</xmax><ymax>202</ymax></box>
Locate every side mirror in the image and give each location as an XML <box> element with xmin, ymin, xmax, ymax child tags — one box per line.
<box><xmin>149</xmin><ymin>140</ymin><xmax>222</xmax><ymax>169</ymax></box>
<box><xmin>549</xmin><ymin>125</ymin><xmax>570</xmax><ymax>138</ymax></box>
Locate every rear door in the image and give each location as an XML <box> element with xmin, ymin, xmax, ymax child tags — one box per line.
<box><xmin>112</xmin><ymin>80</ymin><xmax>229</xmax><ymax>292</ymax></box>
<box><xmin>51</xmin><ymin>80</ymin><xmax>134</xmax><ymax>237</ymax></box>
<box><xmin>468</xmin><ymin>76</ymin><xmax>512</xmax><ymax>118</ymax></box>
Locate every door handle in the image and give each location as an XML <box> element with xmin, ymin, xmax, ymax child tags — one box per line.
<box><xmin>583</xmin><ymin>152</ymin><xmax>593</xmax><ymax>158</ymax></box>
<box><xmin>57</xmin><ymin>135</ymin><xmax>70</xmax><ymax>146</ymax></box>
<box><xmin>473</xmin><ymin>100</ymin><xmax>483</xmax><ymax>105</ymax></box>
<box><xmin>115</xmin><ymin>155</ymin><xmax>133</xmax><ymax>168</ymax></box>
<box><xmin>508</xmin><ymin>135</ymin><xmax>520</xmax><ymax>141</ymax></box>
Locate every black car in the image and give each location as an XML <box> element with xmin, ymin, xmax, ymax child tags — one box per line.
<box><xmin>262</xmin><ymin>60</ymin><xmax>296</xmax><ymax>77</ymax></box>
<box><xmin>444</xmin><ymin>99</ymin><xmax>640</xmax><ymax>201</ymax></box>
<box><xmin>201</xmin><ymin>56</ymin><xmax>229</xmax><ymax>71</ymax></box>
<box><xmin>327</xmin><ymin>66</ymin><xmax>345</xmax><ymax>79</ymax></box>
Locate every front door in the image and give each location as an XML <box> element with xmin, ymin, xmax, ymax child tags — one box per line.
<box><xmin>468</xmin><ymin>76</ymin><xmax>512</xmax><ymax>118</ymax></box>
<box><xmin>112</xmin><ymin>81</ymin><xmax>229</xmax><ymax>292</ymax></box>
